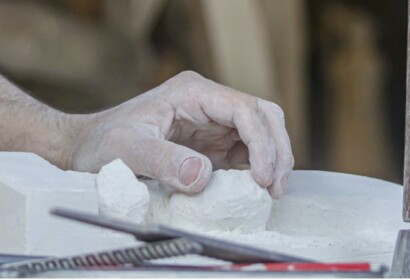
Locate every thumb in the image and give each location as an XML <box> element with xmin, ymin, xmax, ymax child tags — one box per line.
<box><xmin>125</xmin><ymin>137</ymin><xmax>212</xmax><ymax>193</ymax></box>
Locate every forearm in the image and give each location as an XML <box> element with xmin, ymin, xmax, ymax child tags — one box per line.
<box><xmin>0</xmin><ymin>75</ymin><xmax>87</xmax><ymax>169</ymax></box>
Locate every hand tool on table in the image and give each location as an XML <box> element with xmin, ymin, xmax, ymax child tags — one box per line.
<box><xmin>50</xmin><ymin>207</ymin><xmax>310</xmax><ymax>264</ymax></box>
<box><xmin>1</xmin><ymin>207</ymin><xmax>385</xmax><ymax>277</ymax></box>
<box><xmin>0</xmin><ymin>238</ymin><xmax>202</xmax><ymax>275</ymax></box>
<box><xmin>50</xmin><ymin>207</ymin><xmax>386</xmax><ymax>276</ymax></box>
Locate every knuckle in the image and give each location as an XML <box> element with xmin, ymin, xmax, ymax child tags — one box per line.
<box><xmin>166</xmin><ymin>71</ymin><xmax>205</xmax><ymax>99</ymax></box>
<box><xmin>286</xmin><ymin>153</ymin><xmax>295</xmax><ymax>168</ymax></box>
<box><xmin>178</xmin><ymin>70</ymin><xmax>203</xmax><ymax>80</ymax></box>
<box><xmin>259</xmin><ymin>100</ymin><xmax>285</xmax><ymax>118</ymax></box>
<box><xmin>278</xmin><ymin>150</ymin><xmax>295</xmax><ymax>168</ymax></box>
<box><xmin>270</xmin><ymin>103</ymin><xmax>285</xmax><ymax>118</ymax></box>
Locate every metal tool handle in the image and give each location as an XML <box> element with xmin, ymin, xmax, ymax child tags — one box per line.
<box><xmin>0</xmin><ymin>238</ymin><xmax>202</xmax><ymax>274</ymax></box>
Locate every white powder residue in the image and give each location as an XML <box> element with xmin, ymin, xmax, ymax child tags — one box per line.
<box><xmin>96</xmin><ymin>159</ymin><xmax>150</xmax><ymax>224</ymax></box>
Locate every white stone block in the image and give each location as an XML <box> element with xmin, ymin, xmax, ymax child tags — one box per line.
<box><xmin>0</xmin><ymin>152</ymin><xmax>135</xmax><ymax>256</ymax></box>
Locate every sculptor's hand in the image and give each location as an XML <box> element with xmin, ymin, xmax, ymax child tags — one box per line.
<box><xmin>70</xmin><ymin>71</ymin><xmax>294</xmax><ymax>198</ymax></box>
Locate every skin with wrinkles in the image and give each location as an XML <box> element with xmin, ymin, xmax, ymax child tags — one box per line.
<box><xmin>0</xmin><ymin>71</ymin><xmax>294</xmax><ymax>198</ymax></box>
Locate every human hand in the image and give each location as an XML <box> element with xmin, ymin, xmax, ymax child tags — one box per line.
<box><xmin>69</xmin><ymin>71</ymin><xmax>294</xmax><ymax>198</ymax></box>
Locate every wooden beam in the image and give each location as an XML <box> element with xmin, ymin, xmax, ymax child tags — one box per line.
<box><xmin>263</xmin><ymin>0</ymin><xmax>310</xmax><ymax>168</ymax></box>
<box><xmin>200</xmin><ymin>0</ymin><xmax>277</xmax><ymax>101</ymax></box>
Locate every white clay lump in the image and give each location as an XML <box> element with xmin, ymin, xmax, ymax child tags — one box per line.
<box><xmin>168</xmin><ymin>169</ymin><xmax>272</xmax><ymax>233</ymax></box>
<box><xmin>96</xmin><ymin>159</ymin><xmax>150</xmax><ymax>224</ymax></box>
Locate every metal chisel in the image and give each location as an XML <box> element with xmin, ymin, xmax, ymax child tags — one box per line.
<box><xmin>51</xmin><ymin>207</ymin><xmax>311</xmax><ymax>263</ymax></box>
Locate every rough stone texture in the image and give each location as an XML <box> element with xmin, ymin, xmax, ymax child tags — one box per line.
<box><xmin>96</xmin><ymin>159</ymin><xmax>150</xmax><ymax>224</ymax></box>
<box><xmin>168</xmin><ymin>169</ymin><xmax>272</xmax><ymax>233</ymax></box>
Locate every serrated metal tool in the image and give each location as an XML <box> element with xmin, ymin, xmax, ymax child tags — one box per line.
<box><xmin>50</xmin><ymin>207</ymin><xmax>310</xmax><ymax>263</ymax></box>
<box><xmin>0</xmin><ymin>238</ymin><xmax>202</xmax><ymax>274</ymax></box>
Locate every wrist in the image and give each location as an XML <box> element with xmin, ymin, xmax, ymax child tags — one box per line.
<box><xmin>0</xmin><ymin>74</ymin><xmax>99</xmax><ymax>170</ymax></box>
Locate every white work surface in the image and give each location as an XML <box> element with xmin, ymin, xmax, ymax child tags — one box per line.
<box><xmin>152</xmin><ymin>170</ymin><xmax>409</xmax><ymax>269</ymax></box>
<box><xmin>268</xmin><ymin>170</ymin><xmax>409</xmax><ymax>266</ymax></box>
<box><xmin>0</xmin><ymin>152</ymin><xmax>408</xmax><ymax>270</ymax></box>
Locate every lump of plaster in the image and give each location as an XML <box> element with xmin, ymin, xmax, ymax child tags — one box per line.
<box><xmin>168</xmin><ymin>169</ymin><xmax>272</xmax><ymax>233</ymax></box>
<box><xmin>96</xmin><ymin>159</ymin><xmax>150</xmax><ymax>224</ymax></box>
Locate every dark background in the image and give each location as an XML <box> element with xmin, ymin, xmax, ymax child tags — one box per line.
<box><xmin>0</xmin><ymin>0</ymin><xmax>407</xmax><ymax>183</ymax></box>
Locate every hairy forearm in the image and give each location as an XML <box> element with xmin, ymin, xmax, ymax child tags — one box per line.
<box><xmin>0</xmin><ymin>75</ymin><xmax>88</xmax><ymax>169</ymax></box>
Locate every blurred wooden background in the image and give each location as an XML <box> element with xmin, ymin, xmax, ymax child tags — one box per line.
<box><xmin>0</xmin><ymin>0</ymin><xmax>406</xmax><ymax>183</ymax></box>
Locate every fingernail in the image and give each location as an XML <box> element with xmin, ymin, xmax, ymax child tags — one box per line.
<box><xmin>179</xmin><ymin>157</ymin><xmax>203</xmax><ymax>186</ymax></box>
